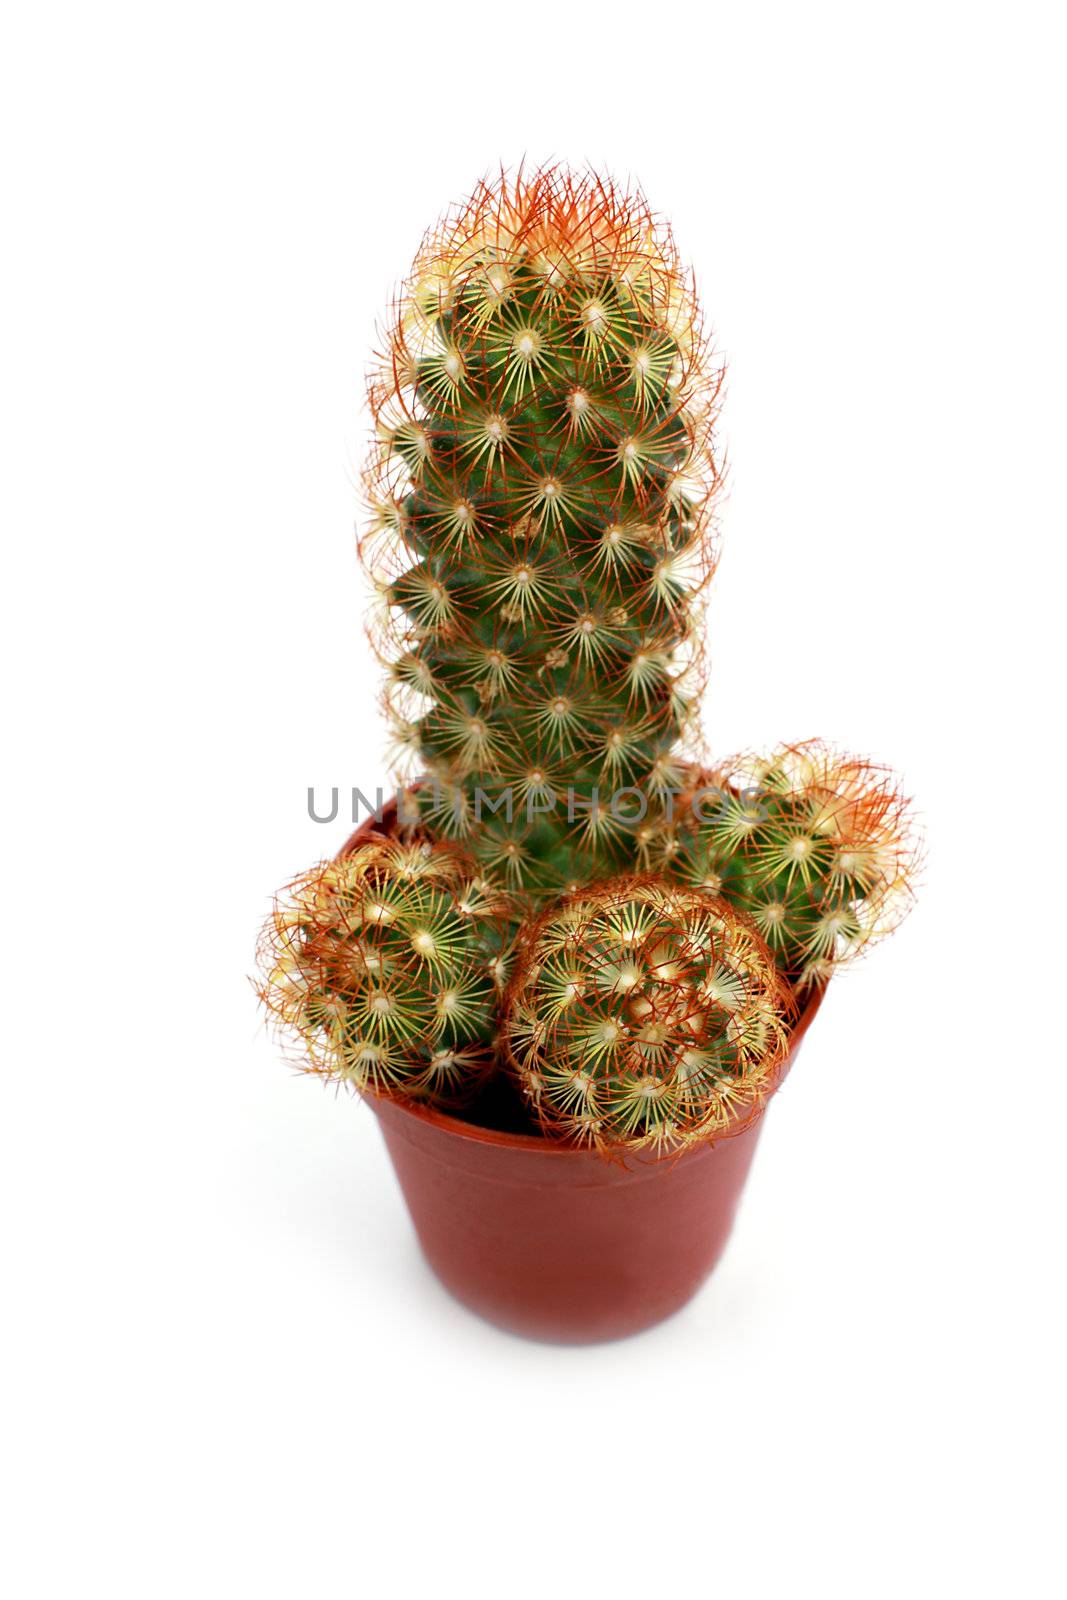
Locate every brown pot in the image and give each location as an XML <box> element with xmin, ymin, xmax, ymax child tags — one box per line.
<box><xmin>341</xmin><ymin>806</ymin><xmax>825</xmax><ymax>1343</ymax></box>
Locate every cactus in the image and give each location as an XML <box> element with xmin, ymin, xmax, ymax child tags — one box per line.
<box><xmin>257</xmin><ymin>169</ymin><xmax>923</xmax><ymax>1136</ymax></box>
<box><xmin>255</xmin><ymin>838</ymin><xmax>512</xmax><ymax>1105</ymax></box>
<box><xmin>672</xmin><ymin>741</ymin><xmax>921</xmax><ymax>989</ymax></box>
<box><xmin>502</xmin><ymin>877</ymin><xmax>795</xmax><ymax>1154</ymax></box>
<box><xmin>362</xmin><ymin>166</ymin><xmax>722</xmax><ymax>901</ymax></box>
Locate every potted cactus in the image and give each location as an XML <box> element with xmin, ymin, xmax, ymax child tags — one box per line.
<box><xmin>256</xmin><ymin>166</ymin><xmax>920</xmax><ymax>1342</ymax></box>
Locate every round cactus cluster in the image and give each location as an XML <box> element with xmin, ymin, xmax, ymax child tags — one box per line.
<box><xmin>672</xmin><ymin>742</ymin><xmax>922</xmax><ymax>988</ymax></box>
<box><xmin>503</xmin><ymin>878</ymin><xmax>795</xmax><ymax>1154</ymax></box>
<box><xmin>255</xmin><ymin>838</ymin><xmax>512</xmax><ymax>1104</ymax></box>
<box><xmin>362</xmin><ymin>166</ymin><xmax>723</xmax><ymax>899</ymax></box>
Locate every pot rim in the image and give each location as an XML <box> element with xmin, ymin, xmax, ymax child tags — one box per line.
<box><xmin>363</xmin><ymin>983</ymin><xmax>824</xmax><ymax>1155</ymax></box>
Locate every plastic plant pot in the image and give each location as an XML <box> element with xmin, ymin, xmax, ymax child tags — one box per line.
<box><xmin>370</xmin><ymin>988</ymin><xmax>821</xmax><ymax>1344</ymax></box>
<box><xmin>339</xmin><ymin>806</ymin><xmax>824</xmax><ymax>1344</ymax></box>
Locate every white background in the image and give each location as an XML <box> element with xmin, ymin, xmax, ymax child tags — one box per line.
<box><xmin>3</xmin><ymin>3</ymin><xmax>1064</xmax><ymax>1595</ymax></box>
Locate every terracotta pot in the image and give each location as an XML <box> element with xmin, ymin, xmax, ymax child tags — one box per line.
<box><xmin>341</xmin><ymin>806</ymin><xmax>824</xmax><ymax>1344</ymax></box>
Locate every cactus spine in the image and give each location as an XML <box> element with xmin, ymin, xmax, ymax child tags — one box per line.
<box><xmin>503</xmin><ymin>878</ymin><xmax>794</xmax><ymax>1154</ymax></box>
<box><xmin>255</xmin><ymin>839</ymin><xmax>512</xmax><ymax>1104</ymax></box>
<box><xmin>363</xmin><ymin>167</ymin><xmax>722</xmax><ymax>901</ymax></box>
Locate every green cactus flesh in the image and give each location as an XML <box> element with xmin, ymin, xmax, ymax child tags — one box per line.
<box><xmin>365</xmin><ymin>171</ymin><xmax>721</xmax><ymax>902</ymax></box>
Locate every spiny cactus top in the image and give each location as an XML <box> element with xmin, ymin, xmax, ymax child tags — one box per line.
<box><xmin>503</xmin><ymin>877</ymin><xmax>794</xmax><ymax>1154</ymax></box>
<box><xmin>362</xmin><ymin>167</ymin><xmax>723</xmax><ymax>901</ymax></box>
<box><xmin>672</xmin><ymin>741</ymin><xmax>921</xmax><ymax>988</ymax></box>
<box><xmin>255</xmin><ymin>838</ymin><xmax>512</xmax><ymax>1105</ymax></box>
